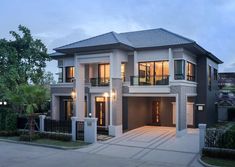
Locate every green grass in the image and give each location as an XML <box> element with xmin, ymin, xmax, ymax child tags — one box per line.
<box><xmin>33</xmin><ymin>139</ymin><xmax>87</xmax><ymax>147</ymax></box>
<box><xmin>229</xmin><ymin>124</ymin><xmax>235</xmax><ymax>131</ymax></box>
<box><xmin>0</xmin><ymin>136</ymin><xmax>87</xmax><ymax>148</ymax></box>
<box><xmin>202</xmin><ymin>156</ymin><xmax>235</xmax><ymax>167</ymax></box>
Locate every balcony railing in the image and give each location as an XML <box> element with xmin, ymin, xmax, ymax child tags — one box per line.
<box><xmin>130</xmin><ymin>75</ymin><xmax>169</xmax><ymax>86</ymax></box>
<box><xmin>90</xmin><ymin>78</ymin><xmax>110</xmax><ymax>86</ymax></box>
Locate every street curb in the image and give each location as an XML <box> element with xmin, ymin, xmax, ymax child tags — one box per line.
<box><xmin>198</xmin><ymin>157</ymin><xmax>220</xmax><ymax>167</ymax></box>
<box><xmin>0</xmin><ymin>138</ymin><xmax>88</xmax><ymax>150</ymax></box>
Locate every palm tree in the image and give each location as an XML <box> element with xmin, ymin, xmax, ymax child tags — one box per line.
<box><xmin>7</xmin><ymin>84</ymin><xmax>49</xmax><ymax>140</ymax></box>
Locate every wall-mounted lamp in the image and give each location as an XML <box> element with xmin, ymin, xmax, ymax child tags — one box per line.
<box><xmin>103</xmin><ymin>92</ymin><xmax>109</xmax><ymax>98</ymax></box>
<box><xmin>88</xmin><ymin>112</ymin><xmax>92</xmax><ymax>118</ymax></box>
<box><xmin>71</xmin><ymin>90</ymin><xmax>76</xmax><ymax>99</ymax></box>
<box><xmin>112</xmin><ymin>88</ymin><xmax>117</xmax><ymax>101</ymax></box>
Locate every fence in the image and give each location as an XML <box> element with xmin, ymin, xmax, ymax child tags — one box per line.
<box><xmin>44</xmin><ymin>119</ymin><xmax>71</xmax><ymax>134</ymax></box>
<box><xmin>17</xmin><ymin>116</ymin><xmax>40</xmax><ymax>131</ymax></box>
<box><xmin>205</xmin><ymin>128</ymin><xmax>235</xmax><ymax>149</ymax></box>
<box><xmin>76</xmin><ymin>121</ymin><xmax>84</xmax><ymax>140</ymax></box>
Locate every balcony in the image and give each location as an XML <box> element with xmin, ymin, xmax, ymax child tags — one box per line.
<box><xmin>130</xmin><ymin>75</ymin><xmax>169</xmax><ymax>86</ymax></box>
<box><xmin>90</xmin><ymin>78</ymin><xmax>110</xmax><ymax>86</ymax></box>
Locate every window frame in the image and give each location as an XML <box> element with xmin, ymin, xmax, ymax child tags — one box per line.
<box><xmin>138</xmin><ymin>60</ymin><xmax>169</xmax><ymax>85</ymax></box>
<box><xmin>208</xmin><ymin>65</ymin><xmax>212</xmax><ymax>90</ymax></box>
<box><xmin>174</xmin><ymin>60</ymin><xmax>185</xmax><ymax>80</ymax></box>
<box><xmin>58</xmin><ymin>67</ymin><xmax>63</xmax><ymax>83</ymax></box>
<box><xmin>186</xmin><ymin>61</ymin><xmax>196</xmax><ymax>81</ymax></box>
<box><xmin>65</xmin><ymin>66</ymin><xmax>75</xmax><ymax>83</ymax></box>
<box><xmin>214</xmin><ymin>68</ymin><xmax>218</xmax><ymax>80</ymax></box>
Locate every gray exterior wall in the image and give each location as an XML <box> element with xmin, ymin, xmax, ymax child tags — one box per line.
<box><xmin>123</xmin><ymin>97</ymin><xmax>175</xmax><ymax>131</ymax></box>
<box><xmin>51</xmin><ymin>86</ymin><xmax>73</xmax><ymax>95</ymax></box>
<box><xmin>195</xmin><ymin>56</ymin><xmax>218</xmax><ymax>127</ymax></box>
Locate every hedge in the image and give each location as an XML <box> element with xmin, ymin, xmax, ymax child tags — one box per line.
<box><xmin>0</xmin><ymin>110</ymin><xmax>17</xmax><ymax>132</ymax></box>
<box><xmin>203</xmin><ymin>147</ymin><xmax>235</xmax><ymax>160</ymax></box>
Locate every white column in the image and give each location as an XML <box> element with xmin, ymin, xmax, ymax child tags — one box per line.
<box><xmin>134</xmin><ymin>51</ymin><xmax>138</xmax><ymax>76</ymax></box>
<box><xmin>75</xmin><ymin>60</ymin><xmax>85</xmax><ymax>121</ymax></box>
<box><xmin>71</xmin><ymin>117</ymin><xmax>78</xmax><ymax>141</ymax></box>
<box><xmin>199</xmin><ymin>124</ymin><xmax>207</xmax><ymax>154</ymax></box>
<box><xmin>168</xmin><ymin>48</ymin><xmax>174</xmax><ymax>82</ymax></box>
<box><xmin>39</xmin><ymin>115</ymin><xmax>46</xmax><ymax>132</ymax></box>
<box><xmin>84</xmin><ymin>117</ymin><xmax>97</xmax><ymax>143</ymax></box>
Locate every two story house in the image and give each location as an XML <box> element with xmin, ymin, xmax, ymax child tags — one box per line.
<box><xmin>50</xmin><ymin>28</ymin><xmax>223</xmax><ymax>137</ymax></box>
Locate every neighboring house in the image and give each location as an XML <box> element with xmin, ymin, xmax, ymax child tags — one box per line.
<box><xmin>217</xmin><ymin>72</ymin><xmax>235</xmax><ymax>121</ymax></box>
<box><xmin>50</xmin><ymin>28</ymin><xmax>223</xmax><ymax>136</ymax></box>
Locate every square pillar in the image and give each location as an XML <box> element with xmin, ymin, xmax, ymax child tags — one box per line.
<box><xmin>75</xmin><ymin>61</ymin><xmax>85</xmax><ymax>121</ymax></box>
<box><xmin>109</xmin><ymin>51</ymin><xmax>123</xmax><ymax>137</ymax></box>
<box><xmin>39</xmin><ymin>115</ymin><xmax>46</xmax><ymax>132</ymax></box>
<box><xmin>84</xmin><ymin>117</ymin><xmax>97</xmax><ymax>143</ymax></box>
<box><xmin>168</xmin><ymin>48</ymin><xmax>174</xmax><ymax>82</ymax></box>
<box><xmin>176</xmin><ymin>93</ymin><xmax>187</xmax><ymax>137</ymax></box>
<box><xmin>71</xmin><ymin>117</ymin><xmax>78</xmax><ymax>141</ymax></box>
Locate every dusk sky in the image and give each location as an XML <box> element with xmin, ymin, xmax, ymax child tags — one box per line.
<box><xmin>1</xmin><ymin>0</ymin><xmax>235</xmax><ymax>78</ymax></box>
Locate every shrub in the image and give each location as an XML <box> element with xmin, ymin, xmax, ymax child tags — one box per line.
<box><xmin>0</xmin><ymin>130</ymin><xmax>19</xmax><ymax>137</ymax></box>
<box><xmin>203</xmin><ymin>147</ymin><xmax>235</xmax><ymax>160</ymax></box>
<box><xmin>5</xmin><ymin>112</ymin><xmax>17</xmax><ymax>131</ymax></box>
<box><xmin>0</xmin><ymin>110</ymin><xmax>7</xmax><ymax>130</ymax></box>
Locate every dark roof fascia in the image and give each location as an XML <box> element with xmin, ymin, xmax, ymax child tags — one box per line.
<box><xmin>55</xmin><ymin>43</ymin><xmax>134</xmax><ymax>54</ymax></box>
<box><xmin>134</xmin><ymin>43</ymin><xmax>193</xmax><ymax>51</ymax></box>
<box><xmin>192</xmin><ymin>43</ymin><xmax>223</xmax><ymax>64</ymax></box>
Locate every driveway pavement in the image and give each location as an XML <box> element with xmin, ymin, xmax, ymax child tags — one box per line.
<box><xmin>0</xmin><ymin>126</ymin><xmax>202</xmax><ymax>167</ymax></box>
<box><xmin>77</xmin><ymin>126</ymin><xmax>202</xmax><ymax>167</ymax></box>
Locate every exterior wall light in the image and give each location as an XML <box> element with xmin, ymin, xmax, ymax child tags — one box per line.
<box><xmin>3</xmin><ymin>101</ymin><xmax>7</xmax><ymax>106</ymax></box>
<box><xmin>0</xmin><ymin>101</ymin><xmax>2</xmax><ymax>105</ymax></box>
<box><xmin>112</xmin><ymin>88</ymin><xmax>117</xmax><ymax>101</ymax></box>
<box><xmin>0</xmin><ymin>101</ymin><xmax>7</xmax><ymax>106</ymax></box>
<box><xmin>71</xmin><ymin>90</ymin><xmax>76</xmax><ymax>99</ymax></box>
<box><xmin>88</xmin><ymin>112</ymin><xmax>92</xmax><ymax>118</ymax></box>
<box><xmin>103</xmin><ymin>92</ymin><xmax>109</xmax><ymax>98</ymax></box>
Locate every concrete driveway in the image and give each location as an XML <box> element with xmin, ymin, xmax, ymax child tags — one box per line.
<box><xmin>77</xmin><ymin>126</ymin><xmax>202</xmax><ymax>167</ymax></box>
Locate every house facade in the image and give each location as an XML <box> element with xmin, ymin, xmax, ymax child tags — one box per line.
<box><xmin>50</xmin><ymin>28</ymin><xmax>222</xmax><ymax>136</ymax></box>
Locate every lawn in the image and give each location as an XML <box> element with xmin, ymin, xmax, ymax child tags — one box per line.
<box><xmin>229</xmin><ymin>123</ymin><xmax>235</xmax><ymax>131</ymax></box>
<box><xmin>202</xmin><ymin>156</ymin><xmax>235</xmax><ymax>167</ymax></box>
<box><xmin>0</xmin><ymin>136</ymin><xmax>87</xmax><ymax>148</ymax></box>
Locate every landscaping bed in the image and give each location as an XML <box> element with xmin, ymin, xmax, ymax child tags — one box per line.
<box><xmin>201</xmin><ymin>156</ymin><xmax>235</xmax><ymax>167</ymax></box>
<box><xmin>0</xmin><ymin>136</ymin><xmax>87</xmax><ymax>149</ymax></box>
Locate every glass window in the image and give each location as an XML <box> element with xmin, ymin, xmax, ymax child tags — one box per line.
<box><xmin>58</xmin><ymin>67</ymin><xmax>63</xmax><ymax>83</ymax></box>
<box><xmin>174</xmin><ymin>60</ymin><xmax>185</xmax><ymax>80</ymax></box>
<box><xmin>121</xmin><ymin>63</ymin><xmax>125</xmax><ymax>82</ymax></box>
<box><xmin>138</xmin><ymin>61</ymin><xmax>169</xmax><ymax>85</ymax></box>
<box><xmin>214</xmin><ymin>68</ymin><xmax>218</xmax><ymax>80</ymax></box>
<box><xmin>208</xmin><ymin>65</ymin><xmax>212</xmax><ymax>90</ymax></box>
<box><xmin>65</xmin><ymin>66</ymin><xmax>75</xmax><ymax>82</ymax></box>
<box><xmin>98</xmin><ymin>64</ymin><xmax>110</xmax><ymax>85</ymax></box>
<box><xmin>186</xmin><ymin>62</ymin><xmax>195</xmax><ymax>81</ymax></box>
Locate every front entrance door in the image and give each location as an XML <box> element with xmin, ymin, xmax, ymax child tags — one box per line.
<box><xmin>95</xmin><ymin>97</ymin><xmax>106</xmax><ymax>126</ymax></box>
<box><xmin>152</xmin><ymin>101</ymin><xmax>161</xmax><ymax>125</ymax></box>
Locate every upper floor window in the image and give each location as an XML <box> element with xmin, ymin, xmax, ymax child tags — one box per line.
<box><xmin>65</xmin><ymin>66</ymin><xmax>74</xmax><ymax>82</ymax></box>
<box><xmin>186</xmin><ymin>62</ymin><xmax>196</xmax><ymax>81</ymax></box>
<box><xmin>208</xmin><ymin>65</ymin><xmax>212</xmax><ymax>90</ymax></box>
<box><xmin>174</xmin><ymin>60</ymin><xmax>185</xmax><ymax>80</ymax></box>
<box><xmin>138</xmin><ymin>61</ymin><xmax>169</xmax><ymax>85</ymax></box>
<box><xmin>121</xmin><ymin>63</ymin><xmax>125</xmax><ymax>82</ymax></box>
<box><xmin>58</xmin><ymin>67</ymin><xmax>63</xmax><ymax>83</ymax></box>
<box><xmin>98</xmin><ymin>64</ymin><xmax>110</xmax><ymax>86</ymax></box>
<box><xmin>214</xmin><ymin>68</ymin><xmax>218</xmax><ymax>80</ymax></box>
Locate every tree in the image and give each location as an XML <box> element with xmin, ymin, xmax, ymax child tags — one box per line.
<box><xmin>0</xmin><ymin>25</ymin><xmax>50</xmax><ymax>93</ymax></box>
<box><xmin>7</xmin><ymin>84</ymin><xmax>50</xmax><ymax>139</ymax></box>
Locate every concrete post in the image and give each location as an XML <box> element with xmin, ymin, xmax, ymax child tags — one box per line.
<box><xmin>84</xmin><ymin>117</ymin><xmax>97</xmax><ymax>143</ymax></box>
<box><xmin>199</xmin><ymin>124</ymin><xmax>207</xmax><ymax>154</ymax></box>
<box><xmin>39</xmin><ymin>115</ymin><xmax>46</xmax><ymax>132</ymax></box>
<box><xmin>71</xmin><ymin>117</ymin><xmax>78</xmax><ymax>142</ymax></box>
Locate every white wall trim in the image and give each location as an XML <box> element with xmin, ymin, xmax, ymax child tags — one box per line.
<box><xmin>123</xmin><ymin>93</ymin><xmax>177</xmax><ymax>97</ymax></box>
<box><xmin>129</xmin><ymin>86</ymin><xmax>170</xmax><ymax>93</ymax></box>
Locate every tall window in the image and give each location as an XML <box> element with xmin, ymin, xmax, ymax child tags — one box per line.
<box><xmin>186</xmin><ymin>62</ymin><xmax>196</xmax><ymax>81</ymax></box>
<box><xmin>214</xmin><ymin>68</ymin><xmax>218</xmax><ymax>80</ymax></box>
<box><xmin>174</xmin><ymin>60</ymin><xmax>185</xmax><ymax>80</ymax></box>
<box><xmin>58</xmin><ymin>67</ymin><xmax>63</xmax><ymax>83</ymax></box>
<box><xmin>98</xmin><ymin>64</ymin><xmax>110</xmax><ymax>85</ymax></box>
<box><xmin>65</xmin><ymin>66</ymin><xmax>75</xmax><ymax>82</ymax></box>
<box><xmin>208</xmin><ymin>65</ymin><xmax>212</xmax><ymax>90</ymax></box>
<box><xmin>138</xmin><ymin>61</ymin><xmax>169</xmax><ymax>85</ymax></box>
<box><xmin>121</xmin><ymin>63</ymin><xmax>125</xmax><ymax>81</ymax></box>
